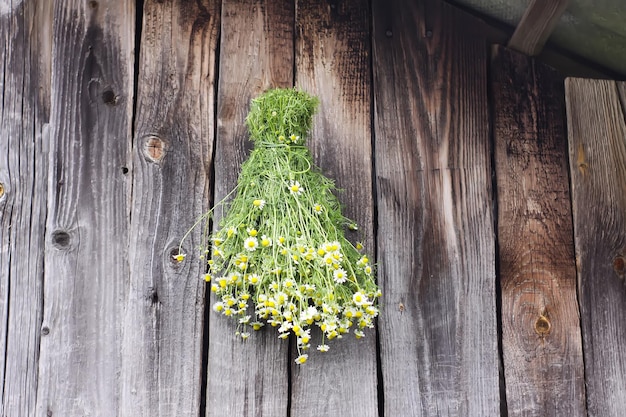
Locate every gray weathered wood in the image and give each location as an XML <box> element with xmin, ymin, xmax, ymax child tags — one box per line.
<box><xmin>372</xmin><ymin>0</ymin><xmax>500</xmax><ymax>415</ymax></box>
<box><xmin>35</xmin><ymin>1</ymin><xmax>135</xmax><ymax>415</ymax></box>
<box><xmin>206</xmin><ymin>1</ymin><xmax>293</xmax><ymax>416</ymax></box>
<box><xmin>492</xmin><ymin>45</ymin><xmax>586</xmax><ymax>417</ymax></box>
<box><xmin>120</xmin><ymin>0</ymin><xmax>219</xmax><ymax>415</ymax></box>
<box><xmin>508</xmin><ymin>0</ymin><xmax>570</xmax><ymax>56</ymax></box>
<box><xmin>0</xmin><ymin>1</ymin><xmax>51</xmax><ymax>415</ymax></box>
<box><xmin>291</xmin><ymin>2</ymin><xmax>378</xmax><ymax>416</ymax></box>
<box><xmin>566</xmin><ymin>78</ymin><xmax>626</xmax><ymax>417</ymax></box>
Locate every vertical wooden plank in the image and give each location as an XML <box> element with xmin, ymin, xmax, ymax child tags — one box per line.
<box><xmin>120</xmin><ymin>0</ymin><xmax>219</xmax><ymax>415</ymax></box>
<box><xmin>372</xmin><ymin>0</ymin><xmax>500</xmax><ymax>415</ymax></box>
<box><xmin>566</xmin><ymin>78</ymin><xmax>626</xmax><ymax>416</ymax></box>
<box><xmin>492</xmin><ymin>46</ymin><xmax>586</xmax><ymax>417</ymax></box>
<box><xmin>36</xmin><ymin>1</ymin><xmax>134</xmax><ymax>415</ymax></box>
<box><xmin>292</xmin><ymin>2</ymin><xmax>377</xmax><ymax>417</ymax></box>
<box><xmin>206</xmin><ymin>1</ymin><xmax>293</xmax><ymax>416</ymax></box>
<box><xmin>0</xmin><ymin>1</ymin><xmax>51</xmax><ymax>415</ymax></box>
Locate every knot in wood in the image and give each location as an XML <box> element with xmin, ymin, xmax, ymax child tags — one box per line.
<box><xmin>101</xmin><ymin>89</ymin><xmax>117</xmax><ymax>105</ymax></box>
<box><xmin>51</xmin><ymin>230</ymin><xmax>71</xmax><ymax>249</ymax></box>
<box><xmin>534</xmin><ymin>315</ymin><xmax>551</xmax><ymax>336</ymax></box>
<box><xmin>143</xmin><ymin>135</ymin><xmax>167</xmax><ymax>163</ymax></box>
<box><xmin>614</xmin><ymin>256</ymin><xmax>625</xmax><ymax>276</ymax></box>
<box><xmin>0</xmin><ymin>182</ymin><xmax>4</xmax><ymax>199</ymax></box>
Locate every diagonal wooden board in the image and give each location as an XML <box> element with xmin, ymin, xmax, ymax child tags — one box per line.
<box><xmin>206</xmin><ymin>1</ymin><xmax>294</xmax><ymax>416</ymax></box>
<box><xmin>492</xmin><ymin>45</ymin><xmax>586</xmax><ymax>417</ymax></box>
<box><xmin>372</xmin><ymin>0</ymin><xmax>500</xmax><ymax>415</ymax></box>
<box><xmin>120</xmin><ymin>0</ymin><xmax>219</xmax><ymax>415</ymax></box>
<box><xmin>566</xmin><ymin>78</ymin><xmax>626</xmax><ymax>416</ymax></box>
<box><xmin>292</xmin><ymin>1</ymin><xmax>378</xmax><ymax>416</ymax></box>
<box><xmin>508</xmin><ymin>0</ymin><xmax>571</xmax><ymax>56</ymax></box>
<box><xmin>0</xmin><ymin>1</ymin><xmax>51</xmax><ymax>415</ymax></box>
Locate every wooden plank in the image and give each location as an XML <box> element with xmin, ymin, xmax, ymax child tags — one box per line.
<box><xmin>205</xmin><ymin>1</ymin><xmax>293</xmax><ymax>416</ymax></box>
<box><xmin>508</xmin><ymin>0</ymin><xmax>570</xmax><ymax>56</ymax></box>
<box><xmin>492</xmin><ymin>46</ymin><xmax>586</xmax><ymax>417</ymax></box>
<box><xmin>0</xmin><ymin>1</ymin><xmax>51</xmax><ymax>415</ymax></box>
<box><xmin>119</xmin><ymin>1</ymin><xmax>219</xmax><ymax>415</ymax></box>
<box><xmin>291</xmin><ymin>2</ymin><xmax>377</xmax><ymax>416</ymax></box>
<box><xmin>372</xmin><ymin>0</ymin><xmax>500</xmax><ymax>415</ymax></box>
<box><xmin>566</xmin><ymin>78</ymin><xmax>626</xmax><ymax>417</ymax></box>
<box><xmin>35</xmin><ymin>1</ymin><xmax>135</xmax><ymax>415</ymax></box>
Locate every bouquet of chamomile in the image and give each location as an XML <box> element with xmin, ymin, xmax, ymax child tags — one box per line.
<box><xmin>179</xmin><ymin>88</ymin><xmax>380</xmax><ymax>364</ymax></box>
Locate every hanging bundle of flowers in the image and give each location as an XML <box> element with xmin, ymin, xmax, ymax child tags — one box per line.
<box><xmin>179</xmin><ymin>88</ymin><xmax>380</xmax><ymax>364</ymax></box>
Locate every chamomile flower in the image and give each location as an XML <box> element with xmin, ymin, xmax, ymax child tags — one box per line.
<box><xmin>244</xmin><ymin>237</ymin><xmax>258</xmax><ymax>251</ymax></box>
<box><xmin>352</xmin><ymin>291</ymin><xmax>369</xmax><ymax>306</ymax></box>
<box><xmin>248</xmin><ymin>273</ymin><xmax>260</xmax><ymax>285</ymax></box>
<box><xmin>313</xmin><ymin>203</ymin><xmax>323</xmax><ymax>214</ymax></box>
<box><xmin>294</xmin><ymin>354</ymin><xmax>308</xmax><ymax>365</ymax></box>
<box><xmin>260</xmin><ymin>235</ymin><xmax>272</xmax><ymax>247</ymax></box>
<box><xmin>289</xmin><ymin>180</ymin><xmax>303</xmax><ymax>196</ymax></box>
<box><xmin>317</xmin><ymin>344</ymin><xmax>330</xmax><ymax>352</ymax></box>
<box><xmin>252</xmin><ymin>199</ymin><xmax>266</xmax><ymax>210</ymax></box>
<box><xmin>333</xmin><ymin>268</ymin><xmax>348</xmax><ymax>284</ymax></box>
<box><xmin>173</xmin><ymin>253</ymin><xmax>186</xmax><ymax>262</ymax></box>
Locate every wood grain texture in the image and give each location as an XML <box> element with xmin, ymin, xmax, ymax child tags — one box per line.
<box><xmin>566</xmin><ymin>78</ymin><xmax>626</xmax><ymax>417</ymax></box>
<box><xmin>0</xmin><ymin>1</ymin><xmax>51</xmax><ymax>415</ymax></box>
<box><xmin>292</xmin><ymin>2</ymin><xmax>377</xmax><ymax>416</ymax></box>
<box><xmin>492</xmin><ymin>46</ymin><xmax>586</xmax><ymax>417</ymax></box>
<box><xmin>508</xmin><ymin>0</ymin><xmax>571</xmax><ymax>56</ymax></box>
<box><xmin>206</xmin><ymin>1</ymin><xmax>293</xmax><ymax>416</ymax></box>
<box><xmin>35</xmin><ymin>1</ymin><xmax>135</xmax><ymax>415</ymax></box>
<box><xmin>372</xmin><ymin>1</ymin><xmax>499</xmax><ymax>415</ymax></box>
<box><xmin>120</xmin><ymin>1</ymin><xmax>218</xmax><ymax>415</ymax></box>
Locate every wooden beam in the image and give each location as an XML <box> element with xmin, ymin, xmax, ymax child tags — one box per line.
<box><xmin>491</xmin><ymin>45</ymin><xmax>586</xmax><ymax>416</ymax></box>
<box><xmin>0</xmin><ymin>1</ymin><xmax>51</xmax><ymax>415</ymax></box>
<box><xmin>372</xmin><ymin>0</ymin><xmax>500</xmax><ymax>414</ymax></box>
<box><xmin>206</xmin><ymin>1</ymin><xmax>293</xmax><ymax>416</ymax></box>
<box><xmin>508</xmin><ymin>0</ymin><xmax>570</xmax><ymax>56</ymax></box>
<box><xmin>292</xmin><ymin>1</ymin><xmax>378</xmax><ymax>416</ymax></box>
<box><xmin>566</xmin><ymin>77</ymin><xmax>626</xmax><ymax>417</ymax></box>
<box><xmin>120</xmin><ymin>0</ymin><xmax>219</xmax><ymax>415</ymax></box>
<box><xmin>37</xmin><ymin>1</ymin><xmax>135</xmax><ymax>414</ymax></box>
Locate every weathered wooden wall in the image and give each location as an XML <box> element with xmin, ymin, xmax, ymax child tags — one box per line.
<box><xmin>1</xmin><ymin>1</ymin><xmax>626</xmax><ymax>417</ymax></box>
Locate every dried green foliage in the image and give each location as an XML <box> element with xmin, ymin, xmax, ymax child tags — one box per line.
<box><xmin>181</xmin><ymin>88</ymin><xmax>379</xmax><ymax>363</ymax></box>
